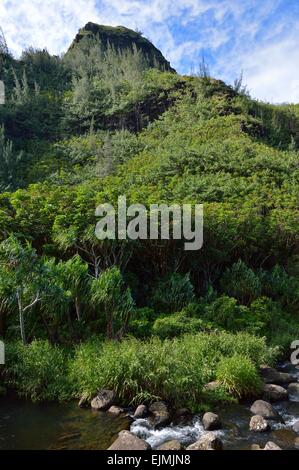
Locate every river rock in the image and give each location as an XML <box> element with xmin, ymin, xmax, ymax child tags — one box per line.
<box><xmin>262</xmin><ymin>384</ymin><xmax>288</xmax><ymax>402</ymax></box>
<box><xmin>172</xmin><ymin>408</ymin><xmax>193</xmax><ymax>426</ymax></box>
<box><xmin>133</xmin><ymin>404</ymin><xmax>148</xmax><ymax>419</ymax></box>
<box><xmin>264</xmin><ymin>441</ymin><xmax>281</xmax><ymax>450</ymax></box>
<box><xmin>202</xmin><ymin>412</ymin><xmax>221</xmax><ymax>431</ymax></box>
<box><xmin>251</xmin><ymin>444</ymin><xmax>262</xmax><ymax>450</ymax></box>
<box><xmin>249</xmin><ymin>415</ymin><xmax>270</xmax><ymax>432</ymax></box>
<box><xmin>91</xmin><ymin>390</ymin><xmax>116</xmax><ymax>411</ymax></box>
<box><xmin>149</xmin><ymin>401</ymin><xmax>171</xmax><ymax>428</ymax></box>
<box><xmin>186</xmin><ymin>432</ymin><xmax>223</xmax><ymax>450</ymax></box>
<box><xmin>108</xmin><ymin>430</ymin><xmax>151</xmax><ymax>450</ymax></box>
<box><xmin>293</xmin><ymin>420</ymin><xmax>299</xmax><ymax>433</ymax></box>
<box><xmin>203</xmin><ymin>381</ymin><xmax>222</xmax><ymax>392</ymax></box>
<box><xmin>270</xmin><ymin>428</ymin><xmax>298</xmax><ymax>449</ymax></box>
<box><xmin>250</xmin><ymin>400</ymin><xmax>281</xmax><ymax>420</ymax></box>
<box><xmin>157</xmin><ymin>440</ymin><xmax>183</xmax><ymax>450</ymax></box>
<box><xmin>260</xmin><ymin>365</ymin><xmax>294</xmax><ymax>385</ymax></box>
<box><xmin>288</xmin><ymin>383</ymin><xmax>299</xmax><ymax>400</ymax></box>
<box><xmin>108</xmin><ymin>406</ymin><xmax>124</xmax><ymax>416</ymax></box>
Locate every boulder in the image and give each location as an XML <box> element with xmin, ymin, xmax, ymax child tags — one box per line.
<box><xmin>133</xmin><ymin>404</ymin><xmax>148</xmax><ymax>419</ymax></box>
<box><xmin>203</xmin><ymin>381</ymin><xmax>222</xmax><ymax>392</ymax></box>
<box><xmin>288</xmin><ymin>383</ymin><xmax>299</xmax><ymax>401</ymax></box>
<box><xmin>249</xmin><ymin>415</ymin><xmax>270</xmax><ymax>432</ymax></box>
<box><xmin>91</xmin><ymin>390</ymin><xmax>116</xmax><ymax>411</ymax></box>
<box><xmin>149</xmin><ymin>401</ymin><xmax>171</xmax><ymax>428</ymax></box>
<box><xmin>202</xmin><ymin>412</ymin><xmax>221</xmax><ymax>431</ymax></box>
<box><xmin>108</xmin><ymin>406</ymin><xmax>124</xmax><ymax>416</ymax></box>
<box><xmin>262</xmin><ymin>384</ymin><xmax>288</xmax><ymax>402</ymax></box>
<box><xmin>270</xmin><ymin>428</ymin><xmax>297</xmax><ymax>449</ymax></box>
<box><xmin>108</xmin><ymin>431</ymin><xmax>151</xmax><ymax>450</ymax></box>
<box><xmin>251</xmin><ymin>444</ymin><xmax>262</xmax><ymax>451</ymax></box>
<box><xmin>78</xmin><ymin>392</ymin><xmax>89</xmax><ymax>408</ymax></box>
<box><xmin>264</xmin><ymin>441</ymin><xmax>281</xmax><ymax>450</ymax></box>
<box><xmin>172</xmin><ymin>408</ymin><xmax>193</xmax><ymax>426</ymax></box>
<box><xmin>260</xmin><ymin>365</ymin><xmax>294</xmax><ymax>385</ymax></box>
<box><xmin>186</xmin><ymin>432</ymin><xmax>223</xmax><ymax>451</ymax></box>
<box><xmin>250</xmin><ymin>400</ymin><xmax>281</xmax><ymax>420</ymax></box>
<box><xmin>292</xmin><ymin>420</ymin><xmax>299</xmax><ymax>433</ymax></box>
<box><xmin>157</xmin><ymin>440</ymin><xmax>183</xmax><ymax>450</ymax></box>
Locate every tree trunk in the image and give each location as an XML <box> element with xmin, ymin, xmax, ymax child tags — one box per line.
<box><xmin>17</xmin><ymin>293</ymin><xmax>26</xmax><ymax>345</ymax></box>
<box><xmin>106</xmin><ymin>312</ymin><xmax>114</xmax><ymax>339</ymax></box>
<box><xmin>75</xmin><ymin>297</ymin><xmax>81</xmax><ymax>321</ymax></box>
<box><xmin>0</xmin><ymin>308</ymin><xmax>6</xmax><ymax>339</ymax></box>
<box><xmin>116</xmin><ymin>311</ymin><xmax>131</xmax><ymax>340</ymax></box>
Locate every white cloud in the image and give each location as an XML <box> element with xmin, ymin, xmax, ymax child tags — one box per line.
<box><xmin>1</xmin><ymin>0</ymin><xmax>299</xmax><ymax>102</ymax></box>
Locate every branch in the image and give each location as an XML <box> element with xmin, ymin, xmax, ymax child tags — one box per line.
<box><xmin>23</xmin><ymin>292</ymin><xmax>41</xmax><ymax>313</ymax></box>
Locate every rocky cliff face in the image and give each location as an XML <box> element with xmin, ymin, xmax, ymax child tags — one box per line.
<box><xmin>67</xmin><ymin>22</ymin><xmax>175</xmax><ymax>72</ymax></box>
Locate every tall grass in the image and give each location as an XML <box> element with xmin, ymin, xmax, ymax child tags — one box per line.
<box><xmin>69</xmin><ymin>332</ymin><xmax>277</xmax><ymax>410</ymax></box>
<box><xmin>3</xmin><ymin>332</ymin><xmax>278</xmax><ymax>409</ymax></box>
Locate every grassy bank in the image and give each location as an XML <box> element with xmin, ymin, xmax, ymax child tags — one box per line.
<box><xmin>2</xmin><ymin>331</ymin><xmax>278</xmax><ymax>411</ymax></box>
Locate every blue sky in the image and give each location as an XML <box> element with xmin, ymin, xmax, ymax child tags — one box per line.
<box><xmin>1</xmin><ymin>0</ymin><xmax>299</xmax><ymax>103</ymax></box>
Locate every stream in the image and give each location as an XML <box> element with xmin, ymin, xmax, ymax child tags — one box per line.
<box><xmin>0</xmin><ymin>363</ymin><xmax>298</xmax><ymax>450</ymax></box>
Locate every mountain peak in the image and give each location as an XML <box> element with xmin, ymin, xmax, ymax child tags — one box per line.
<box><xmin>67</xmin><ymin>22</ymin><xmax>175</xmax><ymax>72</ymax></box>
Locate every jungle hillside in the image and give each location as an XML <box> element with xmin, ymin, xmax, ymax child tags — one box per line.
<box><xmin>0</xmin><ymin>23</ymin><xmax>298</xmax><ymax>409</ymax></box>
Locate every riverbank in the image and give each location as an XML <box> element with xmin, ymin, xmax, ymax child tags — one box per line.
<box><xmin>1</xmin><ymin>332</ymin><xmax>278</xmax><ymax>408</ymax></box>
<box><xmin>1</xmin><ymin>331</ymin><xmax>299</xmax><ymax>449</ymax></box>
<box><xmin>0</xmin><ymin>362</ymin><xmax>298</xmax><ymax>450</ymax></box>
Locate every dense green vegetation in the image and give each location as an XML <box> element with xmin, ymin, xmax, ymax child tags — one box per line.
<box><xmin>4</xmin><ymin>332</ymin><xmax>276</xmax><ymax>409</ymax></box>
<box><xmin>0</xmin><ymin>24</ymin><xmax>298</xmax><ymax>408</ymax></box>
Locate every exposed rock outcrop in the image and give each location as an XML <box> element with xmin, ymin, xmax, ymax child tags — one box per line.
<box><xmin>67</xmin><ymin>23</ymin><xmax>175</xmax><ymax>72</ymax></box>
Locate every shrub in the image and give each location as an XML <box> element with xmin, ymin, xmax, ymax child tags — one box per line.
<box><xmin>129</xmin><ymin>319</ymin><xmax>152</xmax><ymax>338</ymax></box>
<box><xmin>150</xmin><ymin>273</ymin><xmax>195</xmax><ymax>313</ymax></box>
<box><xmin>216</xmin><ymin>354</ymin><xmax>262</xmax><ymax>398</ymax></box>
<box><xmin>152</xmin><ymin>313</ymin><xmax>204</xmax><ymax>339</ymax></box>
<box><xmin>91</xmin><ymin>266</ymin><xmax>135</xmax><ymax>338</ymax></box>
<box><xmin>259</xmin><ymin>265</ymin><xmax>299</xmax><ymax>307</ymax></box>
<box><xmin>220</xmin><ymin>260</ymin><xmax>261</xmax><ymax>304</ymax></box>
<box><xmin>4</xmin><ymin>340</ymin><xmax>72</xmax><ymax>401</ymax></box>
<box><xmin>203</xmin><ymin>295</ymin><xmax>249</xmax><ymax>331</ymax></box>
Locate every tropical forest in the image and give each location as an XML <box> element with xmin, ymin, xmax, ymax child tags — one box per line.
<box><xmin>0</xmin><ymin>22</ymin><xmax>299</xmax><ymax>451</ymax></box>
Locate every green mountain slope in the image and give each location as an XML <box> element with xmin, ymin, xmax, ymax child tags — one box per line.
<box><xmin>0</xmin><ymin>24</ymin><xmax>298</xmax><ymax>352</ymax></box>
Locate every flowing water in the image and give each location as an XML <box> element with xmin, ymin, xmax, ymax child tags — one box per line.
<box><xmin>131</xmin><ymin>401</ymin><xmax>299</xmax><ymax>450</ymax></box>
<box><xmin>130</xmin><ymin>363</ymin><xmax>299</xmax><ymax>450</ymax></box>
<box><xmin>0</xmin><ymin>363</ymin><xmax>298</xmax><ymax>450</ymax></box>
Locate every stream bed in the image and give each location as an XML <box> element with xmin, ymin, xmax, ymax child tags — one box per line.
<box><xmin>0</xmin><ymin>363</ymin><xmax>298</xmax><ymax>450</ymax></box>
<box><xmin>0</xmin><ymin>396</ymin><xmax>130</xmax><ymax>450</ymax></box>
